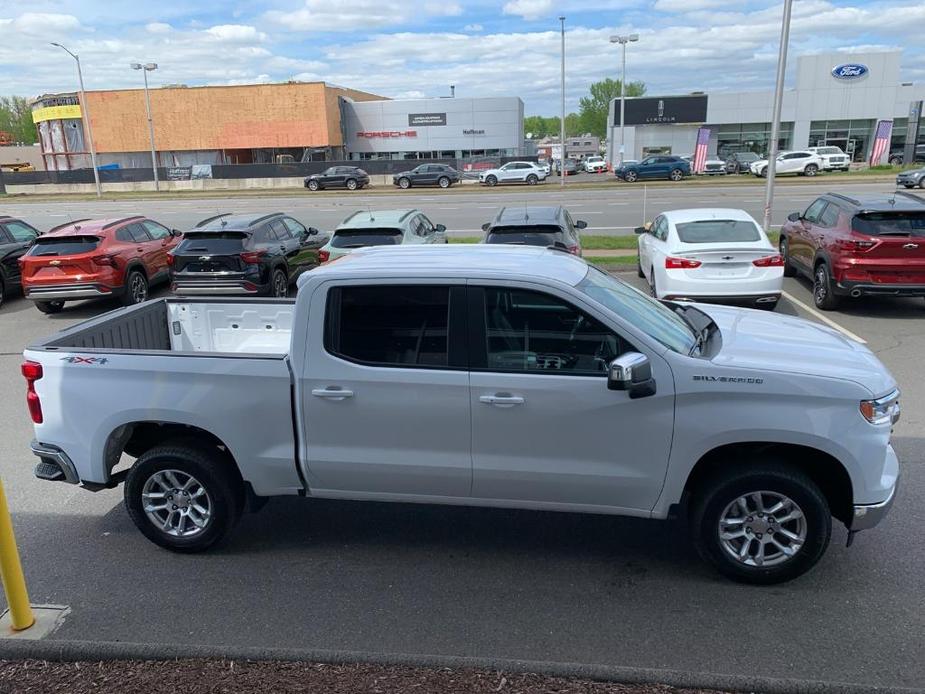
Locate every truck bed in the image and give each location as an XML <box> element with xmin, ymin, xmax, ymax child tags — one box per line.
<box><xmin>33</xmin><ymin>298</ymin><xmax>295</xmax><ymax>356</ymax></box>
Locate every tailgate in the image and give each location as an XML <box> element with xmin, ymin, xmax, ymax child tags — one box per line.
<box><xmin>173</xmin><ymin>231</ymin><xmax>249</xmax><ymax>272</ymax></box>
<box><xmin>21</xmin><ymin>235</ymin><xmax>101</xmax><ymax>280</ymax></box>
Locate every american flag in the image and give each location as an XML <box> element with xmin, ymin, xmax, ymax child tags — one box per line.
<box><xmin>869</xmin><ymin>120</ymin><xmax>893</xmax><ymax>166</ymax></box>
<box><xmin>692</xmin><ymin>127</ymin><xmax>711</xmax><ymax>174</ymax></box>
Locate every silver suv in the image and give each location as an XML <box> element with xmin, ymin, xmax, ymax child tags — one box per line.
<box><xmin>479</xmin><ymin>161</ymin><xmax>547</xmax><ymax>186</ymax></box>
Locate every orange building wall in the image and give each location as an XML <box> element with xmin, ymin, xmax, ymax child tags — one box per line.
<box><xmin>84</xmin><ymin>82</ymin><xmax>384</xmax><ymax>153</ymax></box>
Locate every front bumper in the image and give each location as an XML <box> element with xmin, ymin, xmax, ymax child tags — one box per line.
<box><xmin>897</xmin><ymin>176</ymin><xmax>923</xmax><ymax>186</ymax></box>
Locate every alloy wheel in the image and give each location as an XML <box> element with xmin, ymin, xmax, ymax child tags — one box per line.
<box><xmin>273</xmin><ymin>272</ymin><xmax>288</xmax><ymax>297</ymax></box>
<box><xmin>346</xmin><ymin>179</ymin><xmax>358</xmax><ymax>190</ymax></box>
<box><xmin>814</xmin><ymin>267</ymin><xmax>828</xmax><ymax>304</ymax></box>
<box><xmin>439</xmin><ymin>177</ymin><xmax>450</xmax><ymax>188</ymax></box>
<box><xmin>399</xmin><ymin>178</ymin><xmax>411</xmax><ymax>189</ymax></box>
<box><xmin>625</xmin><ymin>171</ymin><xmax>638</xmax><ymax>183</ymax></box>
<box><xmin>718</xmin><ymin>491</ymin><xmax>806</xmax><ymax>567</ymax></box>
<box><xmin>669</xmin><ymin>169</ymin><xmax>683</xmax><ymax>181</ymax></box>
<box><xmin>130</xmin><ymin>274</ymin><xmax>148</xmax><ymax>304</ymax></box>
<box><xmin>141</xmin><ymin>469</ymin><xmax>212</xmax><ymax>538</ymax></box>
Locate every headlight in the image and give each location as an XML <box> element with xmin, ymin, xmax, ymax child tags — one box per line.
<box><xmin>860</xmin><ymin>390</ymin><xmax>900</xmax><ymax>425</ymax></box>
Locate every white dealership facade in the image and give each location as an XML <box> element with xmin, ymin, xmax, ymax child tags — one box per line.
<box><xmin>607</xmin><ymin>51</ymin><xmax>925</xmax><ymax>163</ymax></box>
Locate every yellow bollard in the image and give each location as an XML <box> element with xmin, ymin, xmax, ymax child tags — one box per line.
<box><xmin>0</xmin><ymin>478</ymin><xmax>34</xmax><ymax>631</ymax></box>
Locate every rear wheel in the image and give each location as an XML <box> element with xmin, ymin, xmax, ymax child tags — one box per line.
<box><xmin>780</xmin><ymin>236</ymin><xmax>796</xmax><ymax>278</ymax></box>
<box><xmin>307</xmin><ymin>180</ymin><xmax>320</xmax><ymax>192</ymax></box>
<box><xmin>669</xmin><ymin>168</ymin><xmax>684</xmax><ymax>182</ymax></box>
<box><xmin>123</xmin><ymin>270</ymin><xmax>148</xmax><ymax>306</ymax></box>
<box><xmin>624</xmin><ymin>171</ymin><xmax>638</xmax><ymax>183</ymax></box>
<box><xmin>813</xmin><ymin>263</ymin><xmax>841</xmax><ymax>310</ymax></box>
<box><xmin>398</xmin><ymin>177</ymin><xmax>411</xmax><ymax>189</ymax></box>
<box><xmin>35</xmin><ymin>300</ymin><xmax>65</xmax><ymax>314</ymax></box>
<box><xmin>803</xmin><ymin>164</ymin><xmax>819</xmax><ymax>177</ymax></box>
<box><xmin>438</xmin><ymin>176</ymin><xmax>451</xmax><ymax>188</ymax></box>
<box><xmin>526</xmin><ymin>174</ymin><xmax>538</xmax><ymax>185</ymax></box>
<box><xmin>124</xmin><ymin>443</ymin><xmax>244</xmax><ymax>553</ymax></box>
<box><xmin>691</xmin><ymin>462</ymin><xmax>831</xmax><ymax>584</ymax></box>
<box><xmin>270</xmin><ymin>268</ymin><xmax>288</xmax><ymax>298</ymax></box>
<box><xmin>0</xmin><ymin>278</ymin><xmax>4</xmax><ymax>309</ymax></box>
<box><xmin>919</xmin><ymin>178</ymin><xmax>925</xmax><ymax>190</ymax></box>
<box><xmin>345</xmin><ymin>178</ymin><xmax>358</xmax><ymax>191</ymax></box>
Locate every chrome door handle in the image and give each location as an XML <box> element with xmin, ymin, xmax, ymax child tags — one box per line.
<box><xmin>479</xmin><ymin>393</ymin><xmax>524</xmax><ymax>407</ymax></box>
<box><xmin>312</xmin><ymin>387</ymin><xmax>354</xmax><ymax>400</ymax></box>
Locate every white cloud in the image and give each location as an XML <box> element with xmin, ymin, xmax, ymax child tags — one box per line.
<box><xmin>264</xmin><ymin>0</ymin><xmax>463</xmax><ymax>32</ymax></box>
<box><xmin>145</xmin><ymin>22</ymin><xmax>172</xmax><ymax>34</ymax></box>
<box><xmin>653</xmin><ymin>0</ymin><xmax>729</xmax><ymax>12</ymax></box>
<box><xmin>204</xmin><ymin>24</ymin><xmax>267</xmax><ymax>42</ymax></box>
<box><xmin>503</xmin><ymin>0</ymin><xmax>554</xmax><ymax>20</ymax></box>
<box><xmin>12</xmin><ymin>13</ymin><xmax>83</xmax><ymax>34</ymax></box>
<box><xmin>464</xmin><ymin>23</ymin><xmax>484</xmax><ymax>31</ymax></box>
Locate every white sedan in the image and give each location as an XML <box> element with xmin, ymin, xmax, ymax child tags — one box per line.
<box><xmin>636</xmin><ymin>208</ymin><xmax>784</xmax><ymax>309</ymax></box>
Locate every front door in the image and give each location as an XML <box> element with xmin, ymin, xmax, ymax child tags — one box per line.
<box><xmin>141</xmin><ymin>220</ymin><xmax>176</xmax><ymax>280</ymax></box>
<box><xmin>468</xmin><ymin>284</ymin><xmax>674</xmax><ymax>512</ymax></box>
<box><xmin>791</xmin><ymin>198</ymin><xmax>828</xmax><ymax>270</ymax></box>
<box><xmin>1</xmin><ymin>221</ymin><xmax>38</xmax><ymax>284</ymax></box>
<box><xmin>301</xmin><ymin>283</ymin><xmax>471</xmax><ymax>497</ymax></box>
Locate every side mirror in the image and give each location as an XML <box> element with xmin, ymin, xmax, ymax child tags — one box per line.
<box><xmin>634</xmin><ymin>226</ymin><xmax>647</xmax><ymax>235</ymax></box>
<box><xmin>575</xmin><ymin>220</ymin><xmax>588</xmax><ymax>229</ymax></box>
<box><xmin>309</xmin><ymin>227</ymin><xmax>319</xmax><ymax>236</ymax></box>
<box><xmin>435</xmin><ymin>224</ymin><xmax>446</xmax><ymax>233</ymax></box>
<box><xmin>171</xmin><ymin>229</ymin><xmax>182</xmax><ymax>237</ymax></box>
<box><xmin>608</xmin><ymin>352</ymin><xmax>657</xmax><ymax>399</ymax></box>
<box><xmin>787</xmin><ymin>212</ymin><xmax>801</xmax><ymax>222</ymax></box>
<box><xmin>481</xmin><ymin>223</ymin><xmax>490</xmax><ymax>232</ymax></box>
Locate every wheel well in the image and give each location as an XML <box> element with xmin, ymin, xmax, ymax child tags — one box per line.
<box><xmin>125</xmin><ymin>262</ymin><xmax>147</xmax><ymax>280</ymax></box>
<box><xmin>683</xmin><ymin>442</ymin><xmax>853</xmax><ymax>525</ymax></box>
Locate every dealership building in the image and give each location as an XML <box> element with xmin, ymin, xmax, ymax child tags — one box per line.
<box><xmin>607</xmin><ymin>50</ymin><xmax>925</xmax><ymax>163</ymax></box>
<box><xmin>31</xmin><ymin>81</ymin><xmax>525</xmax><ymax>171</ymax></box>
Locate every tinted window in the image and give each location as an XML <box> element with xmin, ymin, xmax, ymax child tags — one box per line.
<box><xmin>28</xmin><ymin>236</ymin><xmax>100</xmax><ymax>256</ymax></box>
<box><xmin>176</xmin><ymin>232</ymin><xmax>248</xmax><ymax>255</ymax></box>
<box><xmin>675</xmin><ymin>220</ymin><xmax>761</xmax><ymax>244</ymax></box>
<box><xmin>853</xmin><ymin>213</ymin><xmax>925</xmax><ymax>237</ymax></box>
<box><xmin>127</xmin><ymin>224</ymin><xmax>151</xmax><ymax>243</ymax></box>
<box><xmin>485</xmin><ymin>225</ymin><xmax>566</xmax><ymax>247</ymax></box>
<box><xmin>323</xmin><ymin>168</ymin><xmax>336</xmax><ymax>176</ymax></box>
<box><xmin>283</xmin><ymin>218</ymin><xmax>307</xmax><ymax>236</ymax></box>
<box><xmin>270</xmin><ymin>219</ymin><xmax>292</xmax><ymax>240</ymax></box>
<box><xmin>116</xmin><ymin>228</ymin><xmax>134</xmax><ymax>242</ymax></box>
<box><xmin>4</xmin><ymin>221</ymin><xmax>38</xmax><ymax>242</ymax></box>
<box><xmin>331</xmin><ymin>228</ymin><xmax>403</xmax><ymax>248</ymax></box>
<box><xmin>482</xmin><ymin>288</ymin><xmax>624</xmax><ymax>375</ymax></box>
<box><xmin>142</xmin><ymin>220</ymin><xmax>171</xmax><ymax>240</ymax></box>
<box><xmin>326</xmin><ymin>285</ymin><xmax>449</xmax><ymax>367</ymax></box>
<box><xmin>819</xmin><ymin>204</ymin><xmax>840</xmax><ymax>228</ymax></box>
<box><xmin>804</xmin><ymin>199</ymin><xmax>827</xmax><ymax>222</ymax></box>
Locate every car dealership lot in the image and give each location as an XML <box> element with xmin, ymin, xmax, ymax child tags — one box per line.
<box><xmin>0</xmin><ymin>246</ymin><xmax>922</xmax><ymax>689</ymax></box>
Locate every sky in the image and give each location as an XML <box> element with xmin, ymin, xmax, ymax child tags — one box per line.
<box><xmin>1</xmin><ymin>0</ymin><xmax>923</xmax><ymax>114</ymax></box>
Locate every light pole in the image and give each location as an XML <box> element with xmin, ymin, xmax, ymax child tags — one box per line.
<box><xmin>51</xmin><ymin>42</ymin><xmax>101</xmax><ymax>198</ymax></box>
<box><xmin>609</xmin><ymin>33</ymin><xmax>639</xmax><ymax>168</ymax></box>
<box><xmin>762</xmin><ymin>0</ymin><xmax>793</xmax><ymax>233</ymax></box>
<box><xmin>132</xmin><ymin>63</ymin><xmax>160</xmax><ymax>191</ymax></box>
<box><xmin>559</xmin><ymin>16</ymin><xmax>566</xmax><ymax>187</ymax></box>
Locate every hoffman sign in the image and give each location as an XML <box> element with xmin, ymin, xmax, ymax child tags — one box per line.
<box><xmin>356</xmin><ymin>131</ymin><xmax>418</xmax><ymax>138</ymax></box>
<box><xmin>618</xmin><ymin>95</ymin><xmax>708</xmax><ymax>126</ymax></box>
<box><xmin>831</xmin><ymin>63</ymin><xmax>869</xmax><ymax>80</ymax></box>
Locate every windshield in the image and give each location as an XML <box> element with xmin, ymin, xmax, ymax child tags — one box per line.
<box><xmin>853</xmin><ymin>212</ymin><xmax>925</xmax><ymax>237</ymax></box>
<box><xmin>675</xmin><ymin>220</ymin><xmax>761</xmax><ymax>244</ymax></box>
<box><xmin>737</xmin><ymin>152</ymin><xmax>759</xmax><ymax>161</ymax></box>
<box><xmin>576</xmin><ymin>266</ymin><xmax>696</xmax><ymax>354</ymax></box>
<box><xmin>331</xmin><ymin>228</ymin><xmax>403</xmax><ymax>248</ymax></box>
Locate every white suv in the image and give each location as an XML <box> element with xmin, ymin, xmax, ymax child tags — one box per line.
<box><xmin>479</xmin><ymin>161</ymin><xmax>547</xmax><ymax>186</ymax></box>
<box><xmin>806</xmin><ymin>146</ymin><xmax>850</xmax><ymax>172</ymax></box>
<box><xmin>750</xmin><ymin>151</ymin><xmax>824</xmax><ymax>177</ymax></box>
<box><xmin>582</xmin><ymin>155</ymin><xmax>607</xmax><ymax>173</ymax></box>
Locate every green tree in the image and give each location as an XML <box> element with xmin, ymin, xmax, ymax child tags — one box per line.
<box><xmin>577</xmin><ymin>78</ymin><xmax>646</xmax><ymax>139</ymax></box>
<box><xmin>0</xmin><ymin>96</ymin><xmax>37</xmax><ymax>144</ymax></box>
<box><xmin>524</xmin><ymin>113</ymin><xmax>582</xmax><ymax>139</ymax></box>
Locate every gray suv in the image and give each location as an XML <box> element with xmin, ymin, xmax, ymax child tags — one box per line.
<box><xmin>481</xmin><ymin>206</ymin><xmax>587</xmax><ymax>256</ymax></box>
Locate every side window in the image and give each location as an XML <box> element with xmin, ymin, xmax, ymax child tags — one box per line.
<box><xmin>4</xmin><ymin>221</ymin><xmax>38</xmax><ymax>242</ymax></box>
<box><xmin>271</xmin><ymin>219</ymin><xmax>292</xmax><ymax>240</ymax></box>
<box><xmin>115</xmin><ymin>227</ymin><xmax>134</xmax><ymax>242</ymax></box>
<box><xmin>127</xmin><ymin>224</ymin><xmax>151</xmax><ymax>243</ymax></box>
<box><xmin>804</xmin><ymin>199</ymin><xmax>828</xmax><ymax>223</ymax></box>
<box><xmin>283</xmin><ymin>217</ymin><xmax>307</xmax><ymax>237</ymax></box>
<box><xmin>418</xmin><ymin>214</ymin><xmax>434</xmax><ymax>234</ymax></box>
<box><xmin>254</xmin><ymin>225</ymin><xmax>273</xmax><ymax>244</ymax></box>
<box><xmin>481</xmin><ymin>288</ymin><xmax>626</xmax><ymax>375</ymax></box>
<box><xmin>142</xmin><ymin>220</ymin><xmax>171</xmax><ymax>240</ymax></box>
<box><xmin>325</xmin><ymin>285</ymin><xmax>450</xmax><ymax>367</ymax></box>
<box><xmin>819</xmin><ymin>203</ymin><xmax>840</xmax><ymax>228</ymax></box>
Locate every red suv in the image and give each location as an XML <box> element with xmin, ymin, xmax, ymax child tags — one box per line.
<box><xmin>780</xmin><ymin>192</ymin><xmax>925</xmax><ymax>310</ymax></box>
<box><xmin>19</xmin><ymin>216</ymin><xmax>180</xmax><ymax>314</ymax></box>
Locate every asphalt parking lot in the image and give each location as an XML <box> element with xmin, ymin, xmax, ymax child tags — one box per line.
<box><xmin>0</xmin><ymin>188</ymin><xmax>923</xmax><ymax>691</ymax></box>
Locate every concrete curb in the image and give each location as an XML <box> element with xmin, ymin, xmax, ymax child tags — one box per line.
<box><xmin>0</xmin><ymin>638</ymin><xmax>920</xmax><ymax>694</ymax></box>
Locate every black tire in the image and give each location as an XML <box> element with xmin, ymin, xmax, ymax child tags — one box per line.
<box><xmin>919</xmin><ymin>178</ymin><xmax>925</xmax><ymax>190</ymax></box>
<box><xmin>124</xmin><ymin>442</ymin><xmax>244</xmax><ymax>553</ymax></box>
<box><xmin>398</xmin><ymin>177</ymin><xmax>411</xmax><ymax>189</ymax></box>
<box><xmin>624</xmin><ymin>171</ymin><xmax>638</xmax><ymax>183</ymax></box>
<box><xmin>813</xmin><ymin>262</ymin><xmax>841</xmax><ymax>310</ymax></box>
<box><xmin>122</xmin><ymin>270</ymin><xmax>148</xmax><ymax>306</ymax></box>
<box><xmin>307</xmin><ymin>180</ymin><xmax>320</xmax><ymax>191</ymax></box>
<box><xmin>270</xmin><ymin>268</ymin><xmax>288</xmax><ymax>298</ymax></box>
<box><xmin>780</xmin><ymin>236</ymin><xmax>796</xmax><ymax>278</ymax></box>
<box><xmin>804</xmin><ymin>164</ymin><xmax>819</xmax><ymax>177</ymax></box>
<box><xmin>889</xmin><ymin>157</ymin><xmax>902</xmax><ymax>166</ymax></box>
<box><xmin>669</xmin><ymin>168</ymin><xmax>684</xmax><ymax>182</ymax></box>
<box><xmin>486</xmin><ymin>175</ymin><xmax>498</xmax><ymax>187</ymax></box>
<box><xmin>636</xmin><ymin>256</ymin><xmax>645</xmax><ymax>278</ymax></box>
<box><xmin>0</xmin><ymin>278</ymin><xmax>4</xmax><ymax>309</ymax></box>
<box><xmin>438</xmin><ymin>176</ymin><xmax>451</xmax><ymax>188</ymax></box>
<box><xmin>759</xmin><ymin>166</ymin><xmax>768</xmax><ymax>178</ymax></box>
<box><xmin>35</xmin><ymin>300</ymin><xmax>65</xmax><ymax>314</ymax></box>
<box><xmin>649</xmin><ymin>268</ymin><xmax>658</xmax><ymax>298</ymax></box>
<box><xmin>345</xmin><ymin>178</ymin><xmax>358</xmax><ymax>191</ymax></box>
<box><xmin>526</xmin><ymin>174</ymin><xmax>538</xmax><ymax>185</ymax></box>
<box><xmin>691</xmin><ymin>461</ymin><xmax>831</xmax><ymax>584</ymax></box>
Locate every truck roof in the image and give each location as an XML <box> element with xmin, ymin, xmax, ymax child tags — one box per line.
<box><xmin>299</xmin><ymin>245</ymin><xmax>590</xmax><ymax>287</ymax></box>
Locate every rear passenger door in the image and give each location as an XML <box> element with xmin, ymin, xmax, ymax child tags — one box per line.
<box><xmin>300</xmin><ymin>283</ymin><xmax>471</xmax><ymax>497</ymax></box>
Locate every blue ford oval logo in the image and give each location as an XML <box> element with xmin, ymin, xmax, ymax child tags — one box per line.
<box><xmin>832</xmin><ymin>63</ymin><xmax>869</xmax><ymax>80</ymax></box>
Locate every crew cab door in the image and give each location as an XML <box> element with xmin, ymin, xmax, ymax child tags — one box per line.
<box><xmin>300</xmin><ymin>282</ymin><xmax>471</xmax><ymax>497</ymax></box>
<box><xmin>467</xmin><ymin>283</ymin><xmax>674</xmax><ymax>511</ymax></box>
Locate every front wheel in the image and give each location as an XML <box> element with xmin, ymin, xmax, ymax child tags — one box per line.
<box><xmin>636</xmin><ymin>256</ymin><xmax>645</xmax><ymax>278</ymax></box>
<box><xmin>624</xmin><ymin>171</ymin><xmax>638</xmax><ymax>183</ymax></box>
<box><xmin>0</xmin><ymin>278</ymin><xmax>4</xmax><ymax>309</ymax></box>
<box><xmin>124</xmin><ymin>443</ymin><xmax>244</xmax><ymax>553</ymax></box>
<box><xmin>438</xmin><ymin>176</ymin><xmax>450</xmax><ymax>188</ymax></box>
<box><xmin>804</xmin><ymin>164</ymin><xmax>819</xmax><ymax>177</ymax></box>
<box><xmin>35</xmin><ymin>300</ymin><xmax>65</xmax><ymax>314</ymax></box>
<box><xmin>649</xmin><ymin>268</ymin><xmax>658</xmax><ymax>298</ymax></box>
<box><xmin>669</xmin><ymin>169</ymin><xmax>684</xmax><ymax>181</ymax></box>
<box><xmin>485</xmin><ymin>175</ymin><xmax>498</xmax><ymax>187</ymax></box>
<box><xmin>759</xmin><ymin>166</ymin><xmax>768</xmax><ymax>178</ymax></box>
<box><xmin>345</xmin><ymin>178</ymin><xmax>358</xmax><ymax>191</ymax></box>
<box><xmin>526</xmin><ymin>174</ymin><xmax>538</xmax><ymax>185</ymax></box>
<box><xmin>691</xmin><ymin>463</ymin><xmax>831</xmax><ymax>584</ymax></box>
<box><xmin>307</xmin><ymin>180</ymin><xmax>320</xmax><ymax>192</ymax></box>
<box><xmin>919</xmin><ymin>178</ymin><xmax>925</xmax><ymax>190</ymax></box>
<box><xmin>813</xmin><ymin>263</ymin><xmax>841</xmax><ymax>310</ymax></box>
<box><xmin>398</xmin><ymin>177</ymin><xmax>411</xmax><ymax>189</ymax></box>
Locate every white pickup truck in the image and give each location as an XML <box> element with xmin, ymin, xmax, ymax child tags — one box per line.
<box><xmin>23</xmin><ymin>246</ymin><xmax>900</xmax><ymax>584</ymax></box>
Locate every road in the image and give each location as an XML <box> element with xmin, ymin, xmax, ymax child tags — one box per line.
<box><xmin>0</xmin><ymin>262</ymin><xmax>922</xmax><ymax>690</ymax></box>
<box><xmin>1</xmin><ymin>179</ymin><xmax>910</xmax><ymax>237</ymax></box>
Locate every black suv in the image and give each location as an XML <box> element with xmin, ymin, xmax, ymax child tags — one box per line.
<box><xmin>393</xmin><ymin>163</ymin><xmax>461</xmax><ymax>189</ymax></box>
<box><xmin>889</xmin><ymin>145</ymin><xmax>925</xmax><ymax>166</ymax></box>
<box><xmin>304</xmin><ymin>166</ymin><xmax>370</xmax><ymax>191</ymax></box>
<box><xmin>481</xmin><ymin>206</ymin><xmax>586</xmax><ymax>256</ymax></box>
<box><xmin>0</xmin><ymin>216</ymin><xmax>40</xmax><ymax>308</ymax></box>
<box><xmin>170</xmin><ymin>212</ymin><xmax>328</xmax><ymax>297</ymax></box>
<box><xmin>725</xmin><ymin>151</ymin><xmax>761</xmax><ymax>174</ymax></box>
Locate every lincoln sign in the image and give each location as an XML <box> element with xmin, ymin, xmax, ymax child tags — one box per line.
<box><xmin>617</xmin><ymin>95</ymin><xmax>709</xmax><ymax>126</ymax></box>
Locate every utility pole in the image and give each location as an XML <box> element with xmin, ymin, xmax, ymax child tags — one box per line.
<box><xmin>610</xmin><ymin>34</ymin><xmax>639</xmax><ymax>168</ymax></box>
<box><xmin>51</xmin><ymin>43</ymin><xmax>101</xmax><ymax>198</ymax></box>
<box><xmin>762</xmin><ymin>0</ymin><xmax>793</xmax><ymax>232</ymax></box>
<box><xmin>132</xmin><ymin>63</ymin><xmax>160</xmax><ymax>191</ymax></box>
<box><xmin>559</xmin><ymin>16</ymin><xmax>566</xmax><ymax>187</ymax></box>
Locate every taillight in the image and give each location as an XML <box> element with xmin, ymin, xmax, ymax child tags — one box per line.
<box><xmin>318</xmin><ymin>249</ymin><xmax>330</xmax><ymax>263</ymax></box>
<box><xmin>753</xmin><ymin>254</ymin><xmax>785</xmax><ymax>267</ymax></box>
<box><xmin>836</xmin><ymin>238</ymin><xmax>878</xmax><ymax>253</ymax></box>
<box><xmin>91</xmin><ymin>254</ymin><xmax>118</xmax><ymax>267</ymax></box>
<box><xmin>240</xmin><ymin>249</ymin><xmax>267</xmax><ymax>265</ymax></box>
<box><xmin>166</xmin><ymin>252</ymin><xmax>174</xmax><ymax>266</ymax></box>
<box><xmin>567</xmin><ymin>245</ymin><xmax>580</xmax><ymax>256</ymax></box>
<box><xmin>21</xmin><ymin>360</ymin><xmax>43</xmax><ymax>424</ymax></box>
<box><xmin>665</xmin><ymin>256</ymin><xmax>702</xmax><ymax>269</ymax></box>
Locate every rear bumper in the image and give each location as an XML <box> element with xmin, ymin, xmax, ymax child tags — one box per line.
<box><xmin>835</xmin><ymin>280</ymin><xmax>925</xmax><ymax>297</ymax></box>
<box><xmin>30</xmin><ymin>440</ymin><xmax>80</xmax><ymax>485</ymax></box>
<box><xmin>667</xmin><ymin>292</ymin><xmax>781</xmax><ymax>305</ymax></box>
<box><xmin>171</xmin><ymin>270</ymin><xmax>265</xmax><ymax>296</ymax></box>
<box><xmin>24</xmin><ymin>283</ymin><xmax>120</xmax><ymax>301</ymax></box>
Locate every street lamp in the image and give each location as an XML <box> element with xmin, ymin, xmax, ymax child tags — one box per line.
<box><xmin>559</xmin><ymin>16</ymin><xmax>566</xmax><ymax>187</ymax></box>
<box><xmin>609</xmin><ymin>33</ymin><xmax>639</xmax><ymax>168</ymax></box>
<box><xmin>762</xmin><ymin>0</ymin><xmax>793</xmax><ymax>233</ymax></box>
<box><xmin>131</xmin><ymin>62</ymin><xmax>160</xmax><ymax>191</ymax></box>
<box><xmin>50</xmin><ymin>42</ymin><xmax>101</xmax><ymax>198</ymax></box>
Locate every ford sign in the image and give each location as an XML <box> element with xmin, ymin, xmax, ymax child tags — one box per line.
<box><xmin>832</xmin><ymin>63</ymin><xmax>869</xmax><ymax>80</ymax></box>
